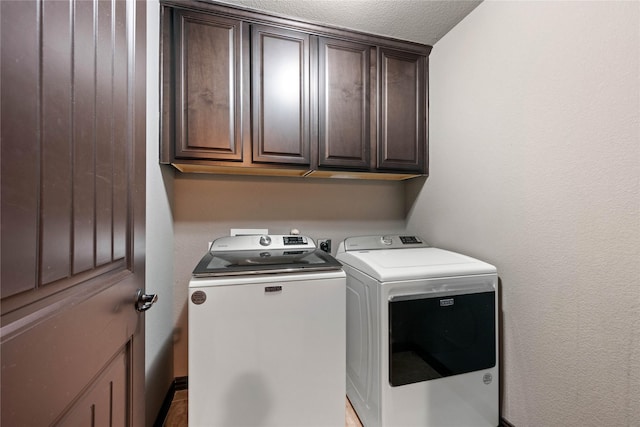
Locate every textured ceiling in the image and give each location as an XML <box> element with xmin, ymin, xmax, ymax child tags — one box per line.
<box><xmin>218</xmin><ymin>0</ymin><xmax>483</xmax><ymax>46</ymax></box>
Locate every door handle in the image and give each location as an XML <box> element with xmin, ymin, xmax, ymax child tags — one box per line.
<box><xmin>135</xmin><ymin>289</ymin><xmax>158</xmax><ymax>312</ymax></box>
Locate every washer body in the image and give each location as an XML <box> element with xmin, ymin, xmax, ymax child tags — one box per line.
<box><xmin>336</xmin><ymin>235</ymin><xmax>499</xmax><ymax>427</ymax></box>
<box><xmin>189</xmin><ymin>235</ymin><xmax>346</xmax><ymax>427</ymax></box>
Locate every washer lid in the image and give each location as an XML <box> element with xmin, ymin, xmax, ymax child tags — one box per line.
<box><xmin>336</xmin><ymin>245</ymin><xmax>496</xmax><ymax>281</ymax></box>
<box><xmin>193</xmin><ymin>234</ymin><xmax>342</xmax><ymax>277</ymax></box>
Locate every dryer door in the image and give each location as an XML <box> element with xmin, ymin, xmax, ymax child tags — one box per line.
<box><xmin>388</xmin><ymin>287</ymin><xmax>496</xmax><ymax>387</ymax></box>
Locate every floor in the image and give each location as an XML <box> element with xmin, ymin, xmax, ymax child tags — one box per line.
<box><xmin>164</xmin><ymin>390</ymin><xmax>363</xmax><ymax>427</ymax></box>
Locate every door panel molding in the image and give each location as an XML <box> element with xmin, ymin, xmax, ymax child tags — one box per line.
<box><xmin>1</xmin><ymin>265</ymin><xmax>129</xmax><ymax>341</ymax></box>
<box><xmin>1</xmin><ymin>277</ymin><xmax>138</xmax><ymax>426</ymax></box>
<box><xmin>56</xmin><ymin>345</ymin><xmax>129</xmax><ymax>426</ymax></box>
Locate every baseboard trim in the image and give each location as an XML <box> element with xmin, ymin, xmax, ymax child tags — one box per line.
<box><xmin>175</xmin><ymin>375</ymin><xmax>188</xmax><ymax>390</ymax></box>
<box><xmin>500</xmin><ymin>417</ymin><xmax>516</xmax><ymax>427</ymax></box>
<box><xmin>153</xmin><ymin>377</ymin><xmax>188</xmax><ymax>427</ymax></box>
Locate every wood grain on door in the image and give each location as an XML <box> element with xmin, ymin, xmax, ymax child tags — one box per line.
<box><xmin>1</xmin><ymin>0</ymin><xmax>147</xmax><ymax>425</ymax></box>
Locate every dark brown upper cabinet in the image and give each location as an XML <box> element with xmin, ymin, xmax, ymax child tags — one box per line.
<box><xmin>318</xmin><ymin>38</ymin><xmax>372</xmax><ymax>170</ymax></box>
<box><xmin>160</xmin><ymin>0</ymin><xmax>431</xmax><ymax>179</ymax></box>
<box><xmin>172</xmin><ymin>10</ymin><xmax>244</xmax><ymax>162</ymax></box>
<box><xmin>317</xmin><ymin>41</ymin><xmax>427</xmax><ymax>174</ymax></box>
<box><xmin>251</xmin><ymin>24</ymin><xmax>311</xmax><ymax>166</ymax></box>
<box><xmin>378</xmin><ymin>48</ymin><xmax>427</xmax><ymax>173</ymax></box>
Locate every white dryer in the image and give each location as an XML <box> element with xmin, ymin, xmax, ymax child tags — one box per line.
<box><xmin>336</xmin><ymin>235</ymin><xmax>499</xmax><ymax>427</ymax></box>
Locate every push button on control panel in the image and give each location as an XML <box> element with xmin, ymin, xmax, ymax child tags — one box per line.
<box><xmin>399</xmin><ymin>236</ymin><xmax>422</xmax><ymax>244</ymax></box>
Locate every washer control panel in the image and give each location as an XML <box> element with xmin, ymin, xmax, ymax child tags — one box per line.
<box><xmin>210</xmin><ymin>234</ymin><xmax>314</xmax><ymax>251</ymax></box>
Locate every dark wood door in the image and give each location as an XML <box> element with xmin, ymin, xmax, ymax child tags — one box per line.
<box><xmin>1</xmin><ymin>0</ymin><xmax>146</xmax><ymax>425</ymax></box>
<box><xmin>318</xmin><ymin>37</ymin><xmax>372</xmax><ymax>169</ymax></box>
<box><xmin>378</xmin><ymin>48</ymin><xmax>427</xmax><ymax>173</ymax></box>
<box><xmin>251</xmin><ymin>24</ymin><xmax>311</xmax><ymax>166</ymax></box>
<box><xmin>172</xmin><ymin>9</ymin><xmax>244</xmax><ymax>162</ymax></box>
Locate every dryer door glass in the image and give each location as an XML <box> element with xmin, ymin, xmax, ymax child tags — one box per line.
<box><xmin>388</xmin><ymin>291</ymin><xmax>495</xmax><ymax>386</ymax></box>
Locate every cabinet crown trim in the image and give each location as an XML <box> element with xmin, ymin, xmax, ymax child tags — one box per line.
<box><xmin>161</xmin><ymin>0</ymin><xmax>432</xmax><ymax>54</ymax></box>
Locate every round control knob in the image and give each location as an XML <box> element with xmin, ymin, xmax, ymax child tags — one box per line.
<box><xmin>259</xmin><ymin>235</ymin><xmax>272</xmax><ymax>246</ymax></box>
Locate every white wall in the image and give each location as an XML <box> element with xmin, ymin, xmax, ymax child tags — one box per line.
<box><xmin>145</xmin><ymin>1</ymin><xmax>175</xmax><ymax>424</ymax></box>
<box><xmin>406</xmin><ymin>1</ymin><xmax>640</xmax><ymax>425</ymax></box>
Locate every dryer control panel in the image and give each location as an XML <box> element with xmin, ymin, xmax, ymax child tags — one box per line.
<box><xmin>341</xmin><ymin>235</ymin><xmax>429</xmax><ymax>251</ymax></box>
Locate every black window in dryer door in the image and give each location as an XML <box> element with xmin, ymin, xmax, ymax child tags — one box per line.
<box><xmin>388</xmin><ymin>291</ymin><xmax>496</xmax><ymax>387</ymax></box>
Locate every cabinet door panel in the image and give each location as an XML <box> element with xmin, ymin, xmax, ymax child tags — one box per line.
<box><xmin>378</xmin><ymin>49</ymin><xmax>426</xmax><ymax>172</ymax></box>
<box><xmin>318</xmin><ymin>38</ymin><xmax>370</xmax><ymax>169</ymax></box>
<box><xmin>252</xmin><ymin>25</ymin><xmax>310</xmax><ymax>165</ymax></box>
<box><xmin>174</xmin><ymin>11</ymin><xmax>242</xmax><ymax>161</ymax></box>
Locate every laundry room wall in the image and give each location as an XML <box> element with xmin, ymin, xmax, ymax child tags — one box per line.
<box><xmin>406</xmin><ymin>2</ymin><xmax>640</xmax><ymax>426</ymax></box>
<box><xmin>145</xmin><ymin>0</ymin><xmax>176</xmax><ymax>423</ymax></box>
<box><xmin>171</xmin><ymin>174</ymin><xmax>406</xmax><ymax>376</ymax></box>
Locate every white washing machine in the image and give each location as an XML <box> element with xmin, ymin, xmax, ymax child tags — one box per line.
<box><xmin>336</xmin><ymin>235</ymin><xmax>499</xmax><ymax>427</ymax></box>
<box><xmin>189</xmin><ymin>234</ymin><xmax>346</xmax><ymax>427</ymax></box>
